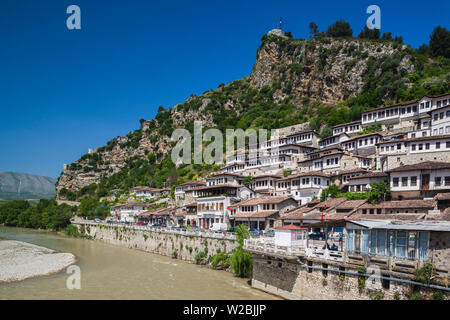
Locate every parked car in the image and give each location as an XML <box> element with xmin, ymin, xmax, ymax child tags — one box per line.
<box><xmin>94</xmin><ymin>218</ymin><xmax>102</xmax><ymax>223</ymax></box>
<box><xmin>264</xmin><ymin>230</ymin><xmax>275</xmax><ymax>237</ymax></box>
<box><xmin>251</xmin><ymin>229</ymin><xmax>262</xmax><ymax>236</ymax></box>
<box><xmin>135</xmin><ymin>222</ymin><xmax>146</xmax><ymax>226</ymax></box>
<box><xmin>210</xmin><ymin>223</ymin><xmax>228</xmax><ymax>232</ymax></box>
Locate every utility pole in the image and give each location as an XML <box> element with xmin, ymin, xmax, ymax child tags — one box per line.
<box><xmin>279</xmin><ymin>17</ymin><xmax>282</xmax><ymax>30</ymax></box>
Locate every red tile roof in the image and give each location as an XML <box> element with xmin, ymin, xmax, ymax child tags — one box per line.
<box><xmin>232</xmin><ymin>210</ymin><xmax>279</xmax><ymax>219</ymax></box>
<box><xmin>275</xmin><ymin>224</ymin><xmax>307</xmax><ymax>230</ymax></box>
<box><xmin>388</xmin><ymin>161</ymin><xmax>450</xmax><ymax>172</ymax></box>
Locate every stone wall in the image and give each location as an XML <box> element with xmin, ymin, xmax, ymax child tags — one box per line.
<box><xmin>251</xmin><ymin>255</ymin><xmax>432</xmax><ymax>300</ymax></box>
<box><xmin>76</xmin><ymin>224</ymin><xmax>237</xmax><ymax>263</ymax></box>
<box><xmin>430</xmin><ymin>232</ymin><xmax>450</xmax><ymax>274</ymax></box>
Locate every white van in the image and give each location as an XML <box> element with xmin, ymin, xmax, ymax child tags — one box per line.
<box><xmin>210</xmin><ymin>223</ymin><xmax>228</xmax><ymax>232</ymax></box>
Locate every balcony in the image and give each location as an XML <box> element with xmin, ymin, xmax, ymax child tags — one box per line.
<box><xmin>243</xmin><ymin>237</ymin><xmax>345</xmax><ymax>262</ymax></box>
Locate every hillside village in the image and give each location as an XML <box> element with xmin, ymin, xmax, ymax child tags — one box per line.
<box><xmin>109</xmin><ymin>92</ymin><xmax>450</xmax><ymax>230</ymax></box>
<box><xmin>95</xmin><ymin>89</ymin><xmax>450</xmax><ymax>299</ymax></box>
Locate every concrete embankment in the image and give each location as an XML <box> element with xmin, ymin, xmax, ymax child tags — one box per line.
<box><xmin>75</xmin><ymin>223</ymin><xmax>237</xmax><ymax>263</ymax></box>
<box><xmin>0</xmin><ymin>240</ymin><xmax>76</xmax><ymax>283</ymax></box>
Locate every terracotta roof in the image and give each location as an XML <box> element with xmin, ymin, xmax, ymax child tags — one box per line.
<box><xmin>406</xmin><ymin>134</ymin><xmax>450</xmax><ymax>143</ymax></box>
<box><xmin>313</xmin><ymin>197</ymin><xmax>348</xmax><ymax>210</ymax></box>
<box><xmin>210</xmin><ymin>172</ymin><xmax>244</xmax><ymax>178</ymax></box>
<box><xmin>286</xmin><ymin>130</ymin><xmax>317</xmax><ymax>137</ymax></box>
<box><xmin>352</xmin><ymin>213</ymin><xmax>425</xmax><ymax>220</ymax></box>
<box><xmin>388</xmin><ymin>161</ymin><xmax>450</xmax><ymax>172</ymax></box>
<box><xmin>336</xmin><ymin>168</ymin><xmax>369</xmax><ymax>175</ymax></box>
<box><xmin>190</xmin><ymin>184</ymin><xmax>241</xmax><ymax>191</ymax></box>
<box><xmin>435</xmin><ymin>193</ymin><xmax>450</xmax><ymax>201</ymax></box>
<box><xmin>176</xmin><ymin>180</ymin><xmax>205</xmax><ymax>187</ymax></box>
<box><xmin>140</xmin><ymin>207</ymin><xmax>174</xmax><ymax>217</ymax></box>
<box><xmin>131</xmin><ymin>186</ymin><xmax>169</xmax><ymax>192</ymax></box>
<box><xmin>252</xmin><ymin>174</ymin><xmax>282</xmax><ymax>179</ymax></box>
<box><xmin>113</xmin><ymin>202</ymin><xmax>153</xmax><ymax>209</ymax></box>
<box><xmin>344</xmin><ymin>132</ymin><xmax>382</xmax><ymax>142</ymax></box>
<box><xmin>332</xmin><ymin>120</ymin><xmax>362</xmax><ymax>128</ymax></box>
<box><xmin>281</xmin><ymin>207</ymin><xmax>314</xmax><ymax>220</ymax></box>
<box><xmin>233</xmin><ymin>197</ymin><xmax>294</xmax><ymax>207</ymax></box>
<box><xmin>360</xmin><ymin>200</ymin><xmax>435</xmax><ymax>209</ymax></box>
<box><xmin>361</xmin><ymin>99</ymin><xmax>420</xmax><ymax>114</ymax></box>
<box><xmin>275</xmin><ymin>224</ymin><xmax>307</xmax><ymax>230</ymax></box>
<box><xmin>232</xmin><ymin>210</ymin><xmax>279</xmax><ymax>219</ymax></box>
<box><xmin>309</xmin><ymin>146</ymin><xmax>343</xmax><ymax>154</ymax></box>
<box><xmin>347</xmin><ymin>172</ymin><xmax>388</xmax><ymax>180</ymax></box>
<box><xmin>361</xmin><ymin>94</ymin><xmax>450</xmax><ymax>115</ymax></box>
<box><xmin>336</xmin><ymin>200</ymin><xmax>367</xmax><ymax>210</ymax></box>
<box><xmin>279</xmin><ymin>171</ymin><xmax>331</xmax><ymax>181</ymax></box>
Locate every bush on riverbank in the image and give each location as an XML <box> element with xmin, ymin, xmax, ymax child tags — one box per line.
<box><xmin>0</xmin><ymin>199</ymin><xmax>77</xmax><ymax>231</ymax></box>
<box><xmin>210</xmin><ymin>251</ymin><xmax>230</xmax><ymax>270</ymax></box>
<box><xmin>230</xmin><ymin>224</ymin><xmax>253</xmax><ymax>278</ymax></box>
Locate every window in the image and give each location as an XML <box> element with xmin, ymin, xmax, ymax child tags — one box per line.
<box><xmin>436</xmin><ymin>142</ymin><xmax>441</xmax><ymax>149</ymax></box>
<box><xmin>435</xmin><ymin>177</ymin><xmax>441</xmax><ymax>187</ymax></box>
<box><xmin>411</xmin><ymin>176</ymin><xmax>417</xmax><ymax>186</ymax></box>
<box><xmin>402</xmin><ymin>177</ymin><xmax>408</xmax><ymax>187</ymax></box>
<box><xmin>393</xmin><ymin>177</ymin><xmax>399</xmax><ymax>187</ymax></box>
<box><xmin>412</xmin><ymin>144</ymin><xmax>416</xmax><ymax>151</ymax></box>
<box><xmin>396</xmin><ymin>232</ymin><xmax>407</xmax><ymax>259</ymax></box>
<box><xmin>376</xmin><ymin>231</ymin><xmax>387</xmax><ymax>257</ymax></box>
<box><xmin>418</xmin><ymin>232</ymin><xmax>429</xmax><ymax>261</ymax></box>
<box><xmin>418</xmin><ymin>144</ymin><xmax>423</xmax><ymax>151</ymax></box>
<box><xmin>445</xmin><ymin>177</ymin><xmax>450</xmax><ymax>186</ymax></box>
<box><xmin>408</xmin><ymin>232</ymin><xmax>417</xmax><ymax>260</ymax></box>
<box><xmin>447</xmin><ymin>141</ymin><xmax>450</xmax><ymax>148</ymax></box>
<box><xmin>425</xmin><ymin>143</ymin><xmax>430</xmax><ymax>150</ymax></box>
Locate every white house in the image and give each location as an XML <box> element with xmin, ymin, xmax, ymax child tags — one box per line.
<box><xmin>274</xmin><ymin>225</ymin><xmax>308</xmax><ymax>247</ymax></box>
<box><xmin>111</xmin><ymin>202</ymin><xmax>152</xmax><ymax>222</ymax></box>
<box><xmin>130</xmin><ymin>186</ymin><xmax>170</xmax><ymax>201</ymax></box>
<box><xmin>276</xmin><ymin>172</ymin><xmax>331</xmax><ymax>205</ymax></box>
<box><xmin>388</xmin><ymin>161</ymin><xmax>450</xmax><ymax>200</ymax></box>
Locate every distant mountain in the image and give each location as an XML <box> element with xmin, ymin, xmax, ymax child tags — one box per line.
<box><xmin>0</xmin><ymin>172</ymin><xmax>56</xmax><ymax>200</ymax></box>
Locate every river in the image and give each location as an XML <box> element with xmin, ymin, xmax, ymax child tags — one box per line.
<box><xmin>0</xmin><ymin>226</ymin><xmax>279</xmax><ymax>300</ymax></box>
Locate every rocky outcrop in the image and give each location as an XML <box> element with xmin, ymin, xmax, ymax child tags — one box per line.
<box><xmin>251</xmin><ymin>36</ymin><xmax>411</xmax><ymax>104</ymax></box>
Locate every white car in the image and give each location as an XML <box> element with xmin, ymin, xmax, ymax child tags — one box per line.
<box><xmin>210</xmin><ymin>223</ymin><xmax>228</xmax><ymax>232</ymax></box>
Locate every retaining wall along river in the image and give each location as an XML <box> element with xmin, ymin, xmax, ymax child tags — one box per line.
<box><xmin>75</xmin><ymin>223</ymin><xmax>237</xmax><ymax>262</ymax></box>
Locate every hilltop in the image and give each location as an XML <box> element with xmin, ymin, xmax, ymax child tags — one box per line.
<box><xmin>56</xmin><ymin>31</ymin><xmax>450</xmax><ymax>201</ymax></box>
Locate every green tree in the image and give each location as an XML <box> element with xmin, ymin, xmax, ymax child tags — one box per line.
<box><xmin>326</xmin><ymin>20</ymin><xmax>353</xmax><ymax>38</ymax></box>
<box><xmin>358</xmin><ymin>26</ymin><xmax>380</xmax><ymax>40</ymax></box>
<box><xmin>309</xmin><ymin>22</ymin><xmax>319</xmax><ymax>39</ymax></box>
<box><xmin>320</xmin><ymin>184</ymin><xmax>341</xmax><ymax>201</ymax></box>
<box><xmin>429</xmin><ymin>26</ymin><xmax>450</xmax><ymax>58</ymax></box>
<box><xmin>367</xmin><ymin>181</ymin><xmax>390</xmax><ymax>203</ymax></box>
<box><xmin>230</xmin><ymin>224</ymin><xmax>253</xmax><ymax>277</ymax></box>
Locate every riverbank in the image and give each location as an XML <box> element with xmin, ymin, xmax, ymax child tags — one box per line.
<box><xmin>0</xmin><ymin>226</ymin><xmax>278</xmax><ymax>299</ymax></box>
<box><xmin>0</xmin><ymin>240</ymin><xmax>76</xmax><ymax>283</ymax></box>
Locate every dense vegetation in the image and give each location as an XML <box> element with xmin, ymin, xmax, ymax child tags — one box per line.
<box><xmin>320</xmin><ymin>182</ymin><xmax>390</xmax><ymax>204</ymax></box>
<box><xmin>0</xmin><ymin>199</ymin><xmax>76</xmax><ymax>230</ymax></box>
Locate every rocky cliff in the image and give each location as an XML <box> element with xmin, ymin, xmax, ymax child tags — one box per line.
<box><xmin>56</xmin><ymin>32</ymin><xmax>446</xmax><ymax>199</ymax></box>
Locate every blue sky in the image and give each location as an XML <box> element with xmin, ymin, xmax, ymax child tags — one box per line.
<box><xmin>0</xmin><ymin>0</ymin><xmax>449</xmax><ymax>178</ymax></box>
